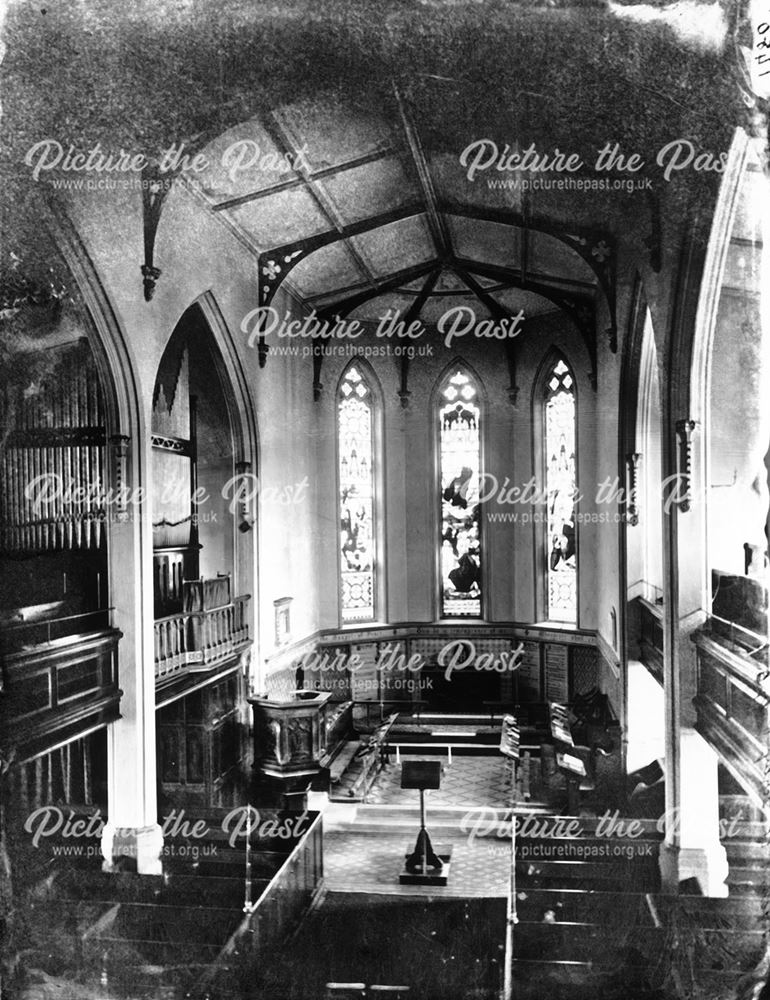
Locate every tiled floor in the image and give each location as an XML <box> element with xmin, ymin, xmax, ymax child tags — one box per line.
<box><xmin>366</xmin><ymin>755</ymin><xmax>514</xmax><ymax>809</ymax></box>
<box><xmin>324</xmin><ymin>830</ymin><xmax>511</xmax><ymax>897</ymax></box>
<box><xmin>323</xmin><ymin>755</ymin><xmax>515</xmax><ymax>897</ymax></box>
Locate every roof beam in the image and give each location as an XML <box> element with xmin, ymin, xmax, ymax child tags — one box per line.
<box><xmin>317</xmin><ymin>260</ymin><xmax>439</xmax><ymax>320</ymax></box>
<box><xmin>450</xmin><ymin>262</ymin><xmax>515</xmax><ymax>321</ymax></box>
<box><xmin>398</xmin><ymin>266</ymin><xmax>442</xmax><ymax>408</ymax></box>
<box><xmin>261</xmin><ymin>112</ymin><xmax>377</xmax><ymax>288</ymax></box>
<box><xmin>441</xmin><ymin>199</ymin><xmax>616</xmax><ymax>350</ymax></box>
<box><xmin>257</xmin><ymin>201</ymin><xmax>425</xmax><ymax>308</ymax></box>
<box><xmin>212</xmin><ymin>144</ymin><xmax>398</xmax><ymax>212</ymax></box>
<box><xmin>459</xmin><ymin>257</ymin><xmax>597</xmax><ymax>389</ymax></box>
<box><xmin>393</xmin><ymin>88</ymin><xmax>453</xmax><ymax>261</ymax></box>
<box><xmin>450</xmin><ymin>262</ymin><xmax>522</xmax><ymax>405</ymax></box>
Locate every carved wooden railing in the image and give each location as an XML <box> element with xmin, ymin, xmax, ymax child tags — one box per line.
<box><xmin>692</xmin><ymin>622</ymin><xmax>770</xmax><ymax>807</ymax></box>
<box><xmin>154</xmin><ymin>595</ymin><xmax>250</xmax><ymax>681</ymax></box>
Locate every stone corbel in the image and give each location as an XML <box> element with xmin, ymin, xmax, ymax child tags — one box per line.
<box><xmin>234</xmin><ymin>461</ymin><xmax>253</xmax><ymax>526</ymax></box>
<box><xmin>505</xmin><ymin>341</ymin><xmax>519</xmax><ymax>407</ymax></box>
<box><xmin>625</xmin><ymin>452</ymin><xmax>641</xmax><ymax>526</ymax></box>
<box><xmin>110</xmin><ymin>435</ymin><xmax>130</xmax><ymax>521</ymax></box>
<box><xmin>675</xmin><ymin>420</ymin><xmax>698</xmax><ymax>512</ymax></box>
<box><xmin>140</xmin><ymin>165</ymin><xmax>170</xmax><ymax>302</ymax></box>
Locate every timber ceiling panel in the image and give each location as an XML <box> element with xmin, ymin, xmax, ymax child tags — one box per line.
<box><xmin>229</xmin><ymin>187</ymin><xmax>330</xmax><ymax>249</ymax></box>
<box><xmin>318</xmin><ymin>156</ymin><xmax>418</xmax><ymax>224</ymax></box>
<box><xmin>274</xmin><ymin>100</ymin><xmax>394</xmax><ymax>170</ymax></box>
<box><xmin>197</xmin><ymin>120</ymin><xmax>297</xmax><ymax>202</ymax></box>
<box><xmin>288</xmin><ymin>241</ymin><xmax>365</xmax><ymax>300</ymax></box>
<box><xmin>529</xmin><ymin>232</ymin><xmax>597</xmax><ymax>285</ymax></box>
<box><xmin>193</xmin><ymin>95</ymin><xmax>607</xmax><ymax>336</ymax></box>
<box><xmin>350</xmin><ymin>216</ymin><xmax>435</xmax><ymax>277</ymax></box>
<box><xmin>447</xmin><ymin>217</ymin><xmax>521</xmax><ymax>271</ymax></box>
<box><xmin>430</xmin><ymin>151</ymin><xmax>525</xmax><ymax>212</ymax></box>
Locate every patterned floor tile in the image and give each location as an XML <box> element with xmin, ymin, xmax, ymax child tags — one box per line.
<box><xmin>366</xmin><ymin>755</ymin><xmax>514</xmax><ymax>809</ymax></box>
<box><xmin>324</xmin><ymin>831</ymin><xmax>510</xmax><ymax>898</ymax></box>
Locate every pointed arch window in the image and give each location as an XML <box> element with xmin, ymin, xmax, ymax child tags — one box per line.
<box><xmin>438</xmin><ymin>368</ymin><xmax>482</xmax><ymax>618</ymax></box>
<box><xmin>544</xmin><ymin>357</ymin><xmax>577</xmax><ymax>623</ymax></box>
<box><xmin>338</xmin><ymin>365</ymin><xmax>377</xmax><ymax>623</ymax></box>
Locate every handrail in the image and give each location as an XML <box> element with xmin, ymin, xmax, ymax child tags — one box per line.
<box><xmin>154</xmin><ymin>595</ymin><xmax>251</xmax><ymax>628</ymax></box>
<box><xmin>194</xmin><ymin>811</ymin><xmax>323</xmax><ymax>995</ymax></box>
<box><xmin>693</xmin><ymin>631</ymin><xmax>768</xmax><ymax>701</ymax></box>
<box><xmin>2</xmin><ymin>607</ymin><xmax>113</xmax><ymax>635</ymax></box>
<box><xmin>707</xmin><ymin>614</ymin><xmax>769</xmax><ymax>658</ymax></box>
<box><xmin>247</xmin><ymin>809</ymin><xmax>323</xmax><ymax>912</ymax></box>
<box><xmin>1</xmin><ymin>608</ymin><xmax>116</xmax><ymax>655</ymax></box>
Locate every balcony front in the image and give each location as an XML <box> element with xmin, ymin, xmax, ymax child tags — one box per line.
<box><xmin>1</xmin><ymin>607</ymin><xmax>122</xmax><ymax>763</ymax></box>
<box><xmin>154</xmin><ymin>594</ymin><xmax>251</xmax><ymax>682</ymax></box>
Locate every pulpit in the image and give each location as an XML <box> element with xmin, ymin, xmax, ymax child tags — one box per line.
<box><xmin>249</xmin><ymin>690</ymin><xmax>332</xmax><ymax>805</ymax></box>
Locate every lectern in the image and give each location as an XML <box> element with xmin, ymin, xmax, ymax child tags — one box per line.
<box><xmin>399</xmin><ymin>760</ymin><xmax>451</xmax><ymax>886</ymax></box>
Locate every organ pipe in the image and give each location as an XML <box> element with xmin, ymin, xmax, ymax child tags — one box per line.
<box><xmin>0</xmin><ymin>340</ymin><xmax>107</xmax><ymax>553</ymax></box>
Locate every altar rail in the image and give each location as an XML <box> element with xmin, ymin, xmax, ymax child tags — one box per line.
<box><xmin>692</xmin><ymin>624</ymin><xmax>769</xmax><ymax>808</ymax></box>
<box><xmin>154</xmin><ymin>595</ymin><xmax>251</xmax><ymax>682</ymax></box>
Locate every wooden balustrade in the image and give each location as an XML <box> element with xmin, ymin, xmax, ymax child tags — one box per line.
<box><xmin>154</xmin><ymin>595</ymin><xmax>251</xmax><ymax>681</ymax></box>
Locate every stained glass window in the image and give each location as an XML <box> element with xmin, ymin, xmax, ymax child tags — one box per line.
<box><xmin>338</xmin><ymin>366</ymin><xmax>376</xmax><ymax>622</ymax></box>
<box><xmin>544</xmin><ymin>357</ymin><xmax>577</xmax><ymax>623</ymax></box>
<box><xmin>439</xmin><ymin>369</ymin><xmax>482</xmax><ymax>617</ymax></box>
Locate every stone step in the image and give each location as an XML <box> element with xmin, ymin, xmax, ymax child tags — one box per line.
<box><xmin>349</xmin><ymin>803</ymin><xmax>553</xmax><ymax>833</ymax></box>
<box><xmin>350</xmin><ymin>804</ymin><xmax>665</xmax><ymax>835</ymax></box>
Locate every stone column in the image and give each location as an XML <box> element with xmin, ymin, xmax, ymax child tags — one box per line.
<box><xmin>659</xmin><ymin>415</ymin><xmax>727</xmax><ymax>895</ymax></box>
<box><xmin>100</xmin><ymin>434</ymin><xmax>163</xmax><ymax>875</ymax></box>
<box><xmin>659</xmin><ymin>729</ymin><xmax>728</xmax><ymax>897</ymax></box>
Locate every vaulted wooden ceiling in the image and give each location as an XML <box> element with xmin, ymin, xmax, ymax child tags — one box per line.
<box><xmin>1</xmin><ymin>0</ymin><xmax>750</xmax><ymax>368</ymax></box>
<box><xmin>192</xmin><ymin>92</ymin><xmax>609</xmax><ymax>340</ymax></box>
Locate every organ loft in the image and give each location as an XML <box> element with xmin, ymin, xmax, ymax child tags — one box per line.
<box><xmin>0</xmin><ymin>2</ymin><xmax>768</xmax><ymax>999</ymax></box>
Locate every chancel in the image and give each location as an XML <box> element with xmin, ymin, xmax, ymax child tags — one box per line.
<box><xmin>0</xmin><ymin>2</ymin><xmax>769</xmax><ymax>999</ymax></box>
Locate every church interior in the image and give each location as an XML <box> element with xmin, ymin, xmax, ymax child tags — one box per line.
<box><xmin>1</xmin><ymin>2</ymin><xmax>769</xmax><ymax>998</ymax></box>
